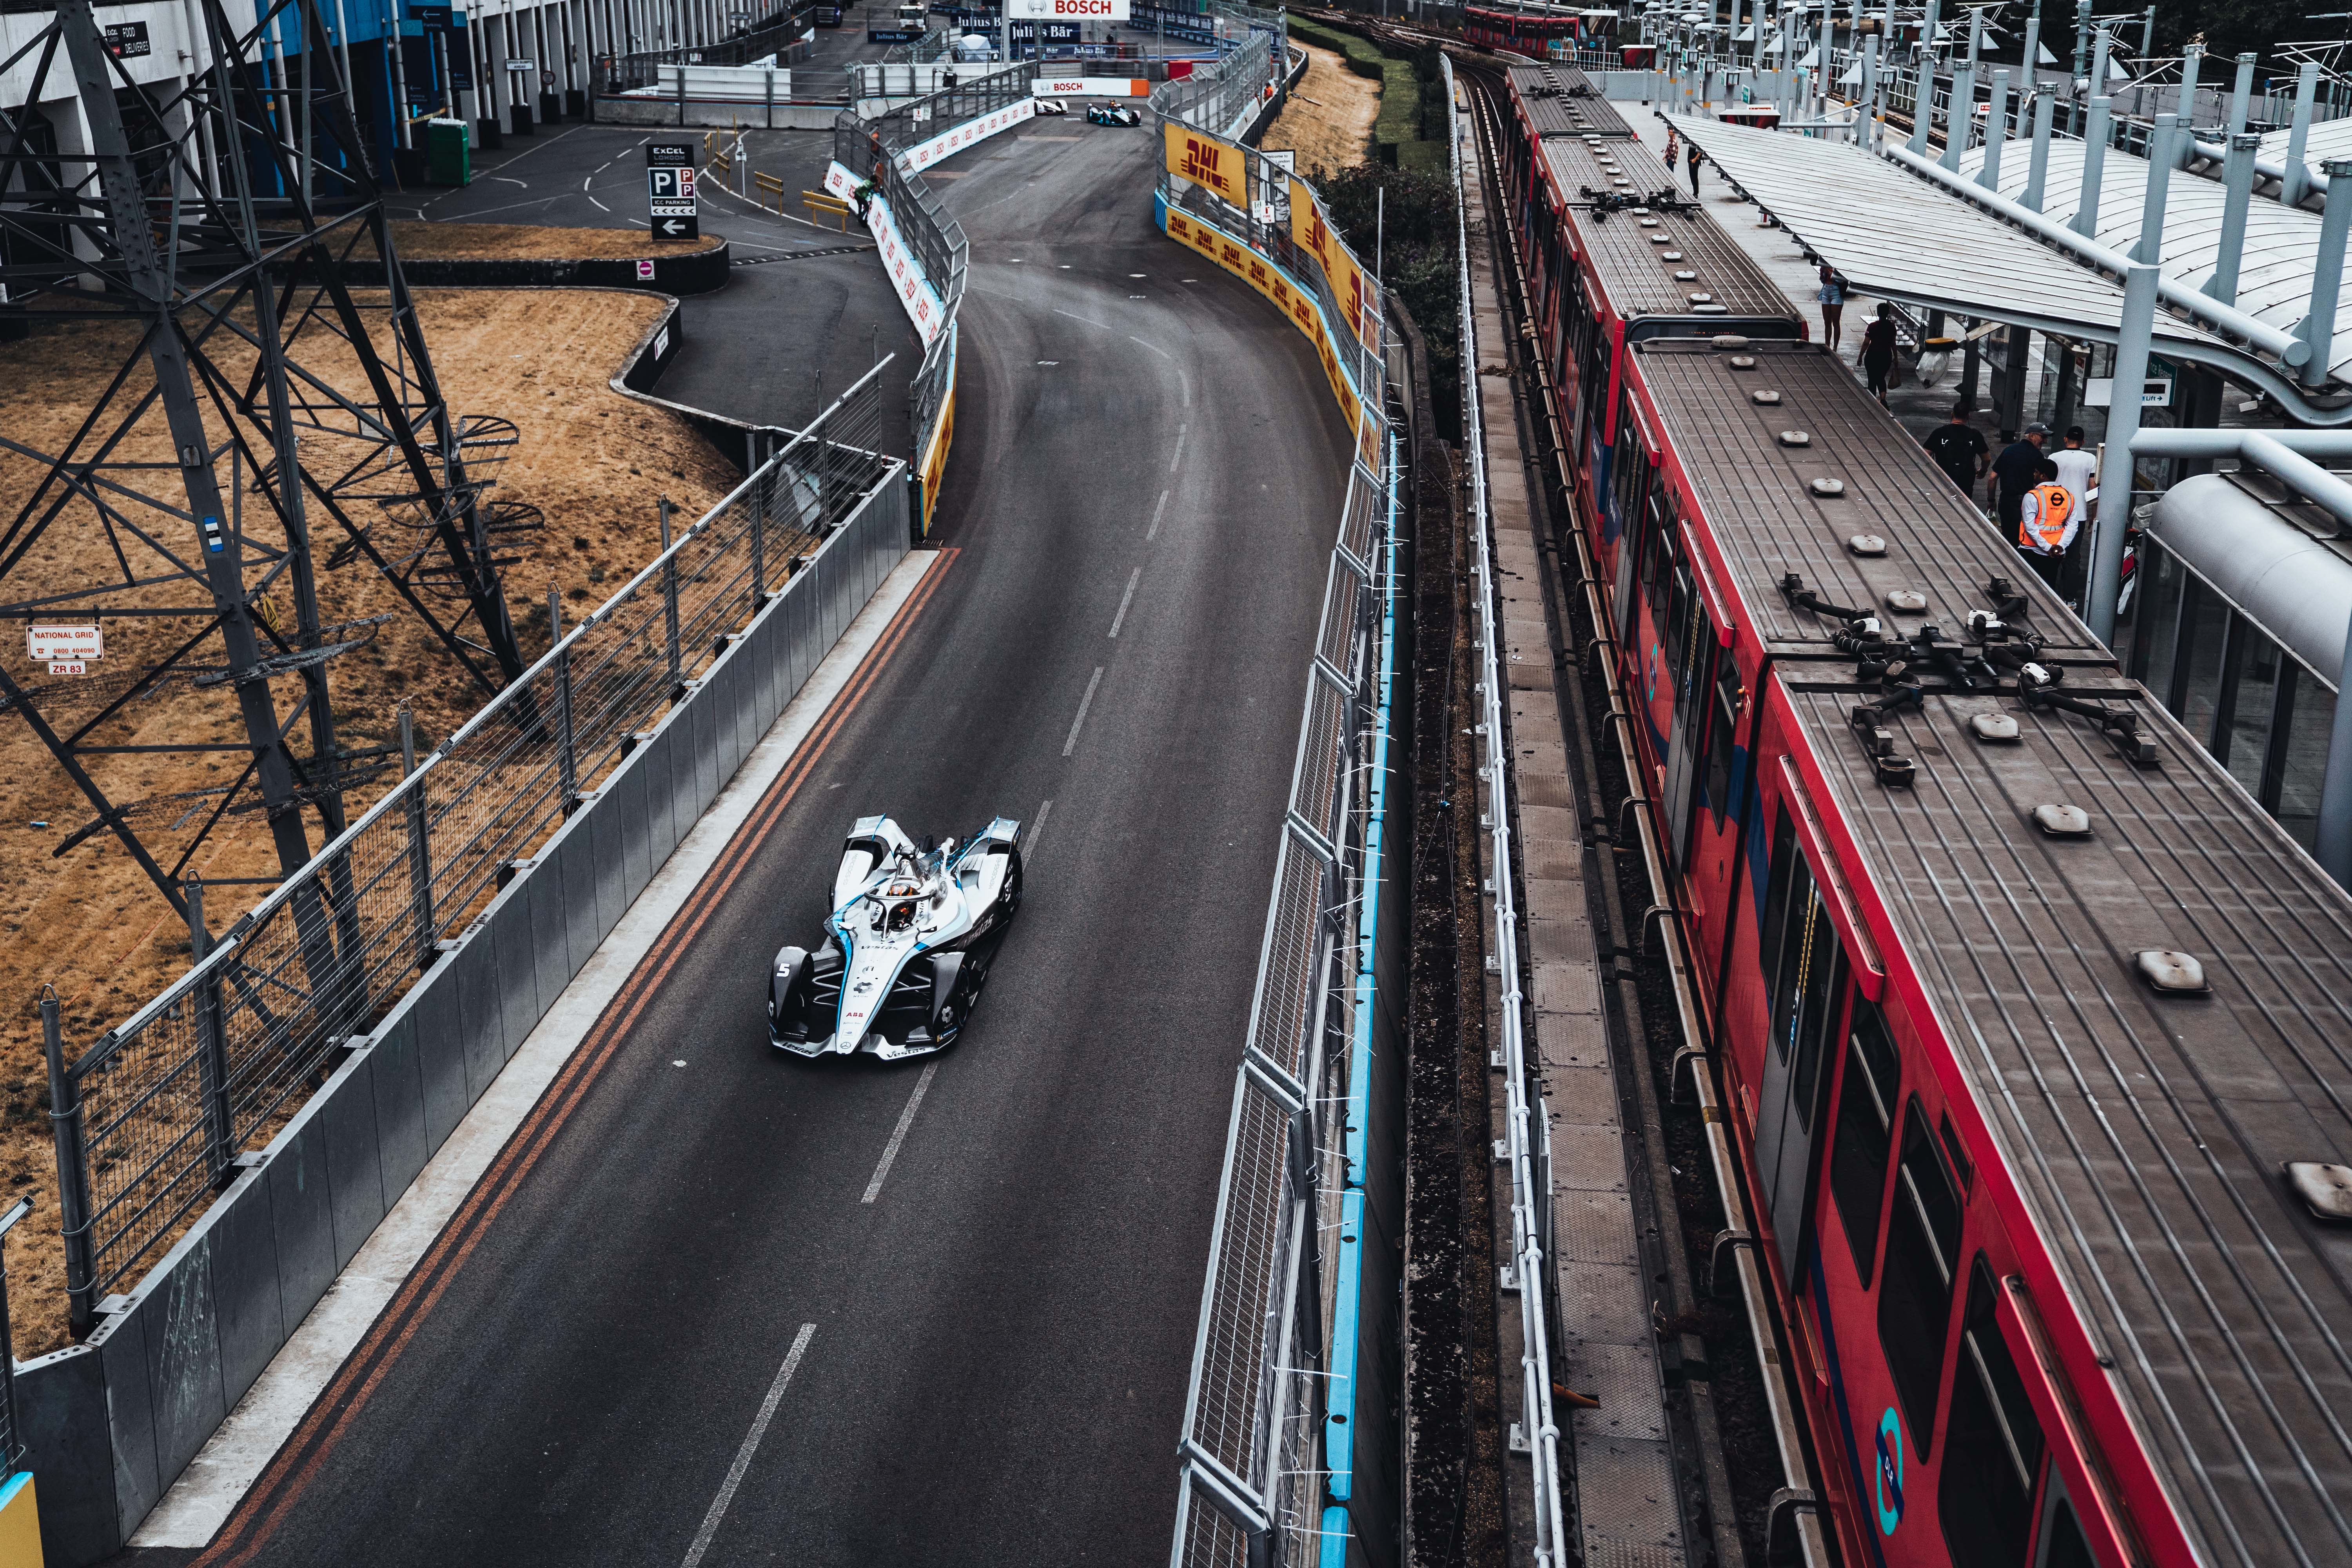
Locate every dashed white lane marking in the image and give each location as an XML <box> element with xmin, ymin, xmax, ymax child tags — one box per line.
<box><xmin>1025</xmin><ymin>799</ymin><xmax>1052</xmax><ymax>855</ymax></box>
<box><xmin>861</xmin><ymin>1062</ymin><xmax>940</xmax><ymax>1204</ymax></box>
<box><xmin>1147</xmin><ymin>488</ymin><xmax>1170</xmax><ymax>541</ymax></box>
<box><xmin>680</xmin><ymin>1323</ymin><xmax>818</xmax><ymax>1568</ymax></box>
<box><xmin>1169</xmin><ymin>422</ymin><xmax>1188</xmax><ymax>473</ymax></box>
<box><xmin>1108</xmin><ymin>566</ymin><xmax>1141</xmax><ymax>638</ymax></box>
<box><xmin>1062</xmin><ymin>666</ymin><xmax>1105</xmax><ymax>757</ymax></box>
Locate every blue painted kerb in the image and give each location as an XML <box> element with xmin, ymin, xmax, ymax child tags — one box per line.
<box><xmin>1321</xmin><ymin>433</ymin><xmax>1402</xmax><ymax>1565</ymax></box>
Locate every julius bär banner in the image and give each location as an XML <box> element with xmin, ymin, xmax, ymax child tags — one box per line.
<box><xmin>1289</xmin><ymin>179</ymin><xmax>1375</xmax><ymax>355</ymax></box>
<box><xmin>1164</xmin><ymin>122</ymin><xmax>1246</xmax><ymax>208</ymax></box>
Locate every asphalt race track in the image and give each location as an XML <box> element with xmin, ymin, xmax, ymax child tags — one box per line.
<box><xmin>139</xmin><ymin>118</ymin><xmax>1351</xmax><ymax>1566</ymax></box>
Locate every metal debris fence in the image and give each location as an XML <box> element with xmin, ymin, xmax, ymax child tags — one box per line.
<box><xmin>1163</xmin><ymin>33</ymin><xmax>1405</xmax><ymax>1562</ymax></box>
<box><xmin>46</xmin><ymin>368</ymin><xmax>897</xmax><ymax>1328</ymax></box>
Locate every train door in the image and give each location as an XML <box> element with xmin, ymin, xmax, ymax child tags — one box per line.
<box><xmin>1661</xmin><ymin>543</ymin><xmax>1715</xmax><ymax>869</ymax></box>
<box><xmin>1755</xmin><ymin>809</ymin><xmax>1849</xmax><ymax>1280</ymax></box>
<box><xmin>1611</xmin><ymin>406</ymin><xmax>1654</xmax><ymax>644</ymax></box>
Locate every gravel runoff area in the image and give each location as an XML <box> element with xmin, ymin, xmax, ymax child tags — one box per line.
<box><xmin>0</xmin><ymin>288</ymin><xmax>741</xmax><ymax>1359</ymax></box>
<box><xmin>1259</xmin><ymin>40</ymin><xmax>1383</xmax><ymax>175</ymax></box>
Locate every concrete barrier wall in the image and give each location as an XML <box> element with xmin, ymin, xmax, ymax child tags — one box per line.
<box><xmin>14</xmin><ymin>469</ymin><xmax>912</xmax><ymax>1568</ymax></box>
<box><xmin>593</xmin><ymin>95</ymin><xmax>844</xmax><ymax>129</ymax></box>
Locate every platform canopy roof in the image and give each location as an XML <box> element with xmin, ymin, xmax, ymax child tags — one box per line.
<box><xmin>1670</xmin><ymin>115</ymin><xmax>2347</xmax><ymax>421</ymax></box>
<box><xmin>1956</xmin><ymin>137</ymin><xmax>2352</xmax><ymax>395</ymax></box>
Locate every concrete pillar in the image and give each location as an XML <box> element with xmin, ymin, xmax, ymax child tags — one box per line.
<box><xmin>1909</xmin><ymin>0</ymin><xmax>1939</xmax><ymax>154</ymax></box>
<box><xmin>2300</xmin><ymin>161</ymin><xmax>2352</xmax><ymax>387</ymax></box>
<box><xmin>2204</xmin><ymin>133</ymin><xmax>2258</xmax><ymax>305</ymax></box>
<box><xmin>2023</xmin><ymin>89</ymin><xmax>2054</xmax><ymax>211</ymax></box>
<box><xmin>2021</xmin><ymin>9</ymin><xmax>2040</xmax><ymax>97</ymax></box>
<box><xmin>2070</xmin><ymin>0</ymin><xmax>2091</xmax><ymax>132</ymax></box>
<box><xmin>2133</xmin><ymin>113</ymin><xmax>2174</xmax><ymax>263</ymax></box>
<box><xmin>2087</xmin><ymin>262</ymin><xmax>2160</xmax><ymax>645</ymax></box>
<box><xmin>2073</xmin><ymin>96</ymin><xmax>2110</xmax><ymax>239</ymax></box>
<box><xmin>1978</xmin><ymin>69</ymin><xmax>2009</xmax><ymax>188</ymax></box>
<box><xmin>2175</xmin><ymin>43</ymin><xmax>2199</xmax><ymax>158</ymax></box>
<box><xmin>2226</xmin><ymin>52</ymin><xmax>2254</xmax><ymax>136</ymax></box>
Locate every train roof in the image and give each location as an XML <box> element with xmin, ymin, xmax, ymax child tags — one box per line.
<box><xmin>1637</xmin><ymin>336</ymin><xmax>2352</xmax><ymax>1568</ymax></box>
<box><xmin>1506</xmin><ymin>63</ymin><xmax>1634</xmax><ymax>139</ymax></box>
<box><xmin>1535</xmin><ymin>143</ymin><xmax>1799</xmax><ymax>330</ymax></box>
<box><xmin>1629</xmin><ymin>339</ymin><xmax>2104</xmax><ymax>655</ymax></box>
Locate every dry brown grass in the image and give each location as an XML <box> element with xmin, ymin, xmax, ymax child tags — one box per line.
<box><xmin>378</xmin><ymin>221</ymin><xmax>726</xmax><ymax>261</ymax></box>
<box><xmin>0</xmin><ymin>287</ymin><xmax>739</xmax><ymax>1357</ymax></box>
<box><xmin>1260</xmin><ymin>42</ymin><xmax>1381</xmax><ymax>174</ymax></box>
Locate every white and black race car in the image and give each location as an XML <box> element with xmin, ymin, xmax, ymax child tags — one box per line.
<box><xmin>1033</xmin><ymin>97</ymin><xmax>1068</xmax><ymax>116</ymax></box>
<box><xmin>1086</xmin><ymin>102</ymin><xmax>1141</xmax><ymax>126</ymax></box>
<box><xmin>769</xmin><ymin>815</ymin><xmax>1022</xmax><ymax>1060</ymax></box>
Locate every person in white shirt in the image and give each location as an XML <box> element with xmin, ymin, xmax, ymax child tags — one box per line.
<box><xmin>2051</xmin><ymin>425</ymin><xmax>2100</xmax><ymax>519</ymax></box>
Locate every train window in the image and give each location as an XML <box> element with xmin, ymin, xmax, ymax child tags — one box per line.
<box><xmin>2036</xmin><ymin>1500</ymin><xmax>2096</xmax><ymax>1568</ymax></box>
<box><xmin>1877</xmin><ymin>1099</ymin><xmax>1962</xmax><ymax>1451</ymax></box>
<box><xmin>1829</xmin><ymin>1000</ymin><xmax>1901</xmax><ymax>1286</ymax></box>
<box><xmin>1940</xmin><ymin>1259</ymin><xmax>2047</xmax><ymax>1568</ymax></box>
<box><xmin>1699</xmin><ymin>659</ymin><xmax>1738</xmax><ymax>819</ymax></box>
<box><xmin>1665</xmin><ymin>563</ymin><xmax>1693</xmax><ymax>690</ymax></box>
<box><xmin>2175</xmin><ymin>583</ymin><xmax>2231</xmax><ymax>746</ymax></box>
<box><xmin>2129</xmin><ymin>541</ymin><xmax>2188</xmax><ymax>700</ymax></box>
<box><xmin>2216</xmin><ymin>620</ymin><xmax>2287</xmax><ymax>804</ymax></box>
<box><xmin>2274</xmin><ymin>675</ymin><xmax>2336</xmax><ymax>851</ymax></box>
<box><xmin>1763</xmin><ymin>816</ymin><xmax>1839</xmax><ymax>1112</ymax></box>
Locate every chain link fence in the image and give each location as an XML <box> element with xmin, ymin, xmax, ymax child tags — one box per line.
<box><xmin>1164</xmin><ymin>39</ymin><xmax>1404</xmax><ymax>1560</ymax></box>
<box><xmin>1154</xmin><ymin>27</ymin><xmax>1279</xmax><ymax>140</ymax></box>
<box><xmin>46</xmin><ymin>370</ymin><xmax>898</xmax><ymax>1328</ymax></box>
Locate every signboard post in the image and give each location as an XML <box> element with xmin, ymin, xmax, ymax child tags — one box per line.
<box><xmin>646</xmin><ymin>143</ymin><xmax>700</xmax><ymax>241</ymax></box>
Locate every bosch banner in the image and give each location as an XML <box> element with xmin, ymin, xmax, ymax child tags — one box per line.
<box><xmin>1164</xmin><ymin>122</ymin><xmax>1245</xmax><ymax>207</ymax></box>
<box><xmin>1290</xmin><ymin>178</ymin><xmax>1374</xmax><ymax>354</ymax></box>
<box><xmin>1007</xmin><ymin>0</ymin><xmax>1128</xmax><ymax>15</ymax></box>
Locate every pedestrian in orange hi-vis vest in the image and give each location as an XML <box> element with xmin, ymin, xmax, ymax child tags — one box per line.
<box><xmin>2015</xmin><ymin>456</ymin><xmax>2080</xmax><ymax>599</ymax></box>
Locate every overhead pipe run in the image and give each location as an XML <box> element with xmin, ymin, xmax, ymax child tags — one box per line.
<box><xmin>2129</xmin><ymin>428</ymin><xmax>2352</xmax><ymax>886</ymax></box>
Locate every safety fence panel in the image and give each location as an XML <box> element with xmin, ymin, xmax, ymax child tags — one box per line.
<box><xmin>51</xmin><ymin>370</ymin><xmax>900</xmax><ymax>1326</ymax></box>
<box><xmin>1163</xmin><ymin>56</ymin><xmax>1406</xmax><ymax>1559</ymax></box>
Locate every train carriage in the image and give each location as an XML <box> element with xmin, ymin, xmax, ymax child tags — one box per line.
<box><xmin>1489</xmin><ymin>66</ymin><xmax>2352</xmax><ymax>1568</ymax></box>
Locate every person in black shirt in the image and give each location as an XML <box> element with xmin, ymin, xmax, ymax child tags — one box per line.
<box><xmin>1989</xmin><ymin>423</ymin><xmax>2049</xmax><ymax>530</ymax></box>
<box><xmin>1859</xmin><ymin>303</ymin><xmax>1898</xmax><ymax>404</ymax></box>
<box><xmin>1920</xmin><ymin>403</ymin><xmax>1987</xmax><ymax>499</ymax></box>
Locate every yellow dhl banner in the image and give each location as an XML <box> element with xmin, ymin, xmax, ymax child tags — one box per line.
<box><xmin>1165</xmin><ymin>207</ymin><xmax>1366</xmax><ymax>436</ymax></box>
<box><xmin>1163</xmin><ymin>122</ymin><xmax>1247</xmax><ymax>207</ymax></box>
<box><xmin>1290</xmin><ymin>179</ymin><xmax>1376</xmax><ymax>354</ymax></box>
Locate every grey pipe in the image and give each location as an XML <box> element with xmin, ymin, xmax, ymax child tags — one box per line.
<box><xmin>2302</xmin><ymin>160</ymin><xmax>2352</xmax><ymax>387</ymax></box>
<box><xmin>2174</xmin><ymin>43</ymin><xmax>2199</xmax><ymax>162</ymax></box>
<box><xmin>1942</xmin><ymin>62</ymin><xmax>1974</xmax><ymax>170</ymax></box>
<box><xmin>2130</xmin><ymin>429</ymin><xmax>2352</xmax><ymax>884</ymax></box>
<box><xmin>2074</xmin><ymin>95</ymin><xmax>2109</xmax><ymax>238</ymax></box>
<box><xmin>2132</xmin><ymin>112</ymin><xmax>2175</xmax><ymax>263</ymax></box>
<box><xmin>2021</xmin><ymin>9</ymin><xmax>2040</xmax><ymax>97</ymax></box>
<box><xmin>2089</xmin><ymin>24</ymin><xmax>2110</xmax><ymax>103</ymax></box>
<box><xmin>2189</xmin><ymin>135</ymin><xmax>2335</xmax><ymax>200</ymax></box>
<box><xmin>1885</xmin><ymin>139</ymin><xmax>2310</xmax><ymax>363</ymax></box>
<box><xmin>2285</xmin><ymin>60</ymin><xmax>2319</xmax><ymax>208</ymax></box>
<box><xmin>2023</xmin><ymin>88</ymin><xmax>2054</xmax><ymax>211</ymax></box>
<box><xmin>1909</xmin><ymin>0</ymin><xmax>1940</xmax><ymax>154</ymax></box>
<box><xmin>2226</xmin><ymin>52</ymin><xmax>2254</xmax><ymax>136</ymax></box>
<box><xmin>2086</xmin><ymin>261</ymin><xmax>2160</xmax><ymax>645</ymax></box>
<box><xmin>1979</xmin><ymin>69</ymin><xmax>2010</xmax><ymax>188</ymax></box>
<box><xmin>2204</xmin><ymin>133</ymin><xmax>2259</xmax><ymax>306</ymax></box>
<box><xmin>2138</xmin><ymin>4</ymin><xmax>2152</xmax><ymax>61</ymax></box>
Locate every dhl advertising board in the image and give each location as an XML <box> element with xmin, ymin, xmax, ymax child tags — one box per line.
<box><xmin>1289</xmin><ymin>181</ymin><xmax>1377</xmax><ymax>357</ymax></box>
<box><xmin>1161</xmin><ymin>203</ymin><xmax>1379</xmax><ymax>454</ymax></box>
<box><xmin>1162</xmin><ymin>121</ymin><xmax>1246</xmax><ymax>209</ymax></box>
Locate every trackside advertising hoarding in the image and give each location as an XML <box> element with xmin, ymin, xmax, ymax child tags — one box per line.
<box><xmin>897</xmin><ymin>96</ymin><xmax>1036</xmax><ymax>171</ymax></box>
<box><xmin>1035</xmin><ymin>75</ymin><xmax>1149</xmax><ymax>96</ymax></box>
<box><xmin>1163</xmin><ymin>120</ymin><xmax>1245</xmax><ymax>206</ymax></box>
<box><xmin>1007</xmin><ymin>0</ymin><xmax>1129</xmax><ymax>15</ymax></box>
<box><xmin>823</xmin><ymin>161</ymin><xmax>947</xmax><ymax>345</ymax></box>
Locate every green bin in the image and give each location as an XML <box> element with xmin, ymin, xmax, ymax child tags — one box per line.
<box><xmin>425</xmin><ymin>118</ymin><xmax>471</xmax><ymax>187</ymax></box>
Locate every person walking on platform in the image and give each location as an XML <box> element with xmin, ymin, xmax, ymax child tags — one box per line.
<box><xmin>1921</xmin><ymin>402</ymin><xmax>1987</xmax><ymax>497</ymax></box>
<box><xmin>1860</xmin><ymin>303</ymin><xmax>1897</xmax><ymax>404</ymax></box>
<box><xmin>1816</xmin><ymin>265</ymin><xmax>1845</xmax><ymax>351</ymax></box>
<box><xmin>2052</xmin><ymin>425</ymin><xmax>2098</xmax><ymax>518</ymax></box>
<box><xmin>1687</xmin><ymin>140</ymin><xmax>1703</xmax><ymax>194</ymax></box>
<box><xmin>2016</xmin><ymin>456</ymin><xmax>2080</xmax><ymax>597</ymax></box>
<box><xmin>1991</xmin><ymin>423</ymin><xmax>2049</xmax><ymax>533</ymax></box>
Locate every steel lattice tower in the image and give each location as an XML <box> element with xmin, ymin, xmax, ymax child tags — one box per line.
<box><xmin>0</xmin><ymin>0</ymin><xmax>530</xmax><ymax>917</ymax></box>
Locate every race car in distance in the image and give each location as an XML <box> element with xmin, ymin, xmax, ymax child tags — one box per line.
<box><xmin>1087</xmin><ymin>102</ymin><xmax>1140</xmax><ymax>126</ymax></box>
<box><xmin>769</xmin><ymin>815</ymin><xmax>1022</xmax><ymax>1060</ymax></box>
<box><xmin>1034</xmin><ymin>97</ymin><xmax>1068</xmax><ymax>116</ymax></box>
